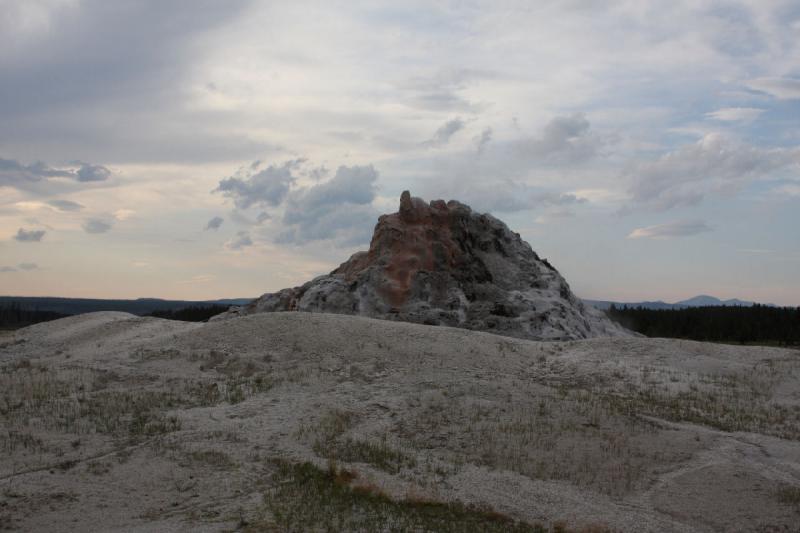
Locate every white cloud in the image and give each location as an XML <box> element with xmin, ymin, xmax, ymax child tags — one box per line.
<box><xmin>624</xmin><ymin>133</ymin><xmax>797</xmax><ymax>212</ymax></box>
<box><xmin>745</xmin><ymin>78</ymin><xmax>800</xmax><ymax>100</ymax></box>
<box><xmin>628</xmin><ymin>220</ymin><xmax>712</xmax><ymax>239</ymax></box>
<box><xmin>113</xmin><ymin>209</ymin><xmax>135</xmax><ymax>221</ymax></box>
<box><xmin>226</xmin><ymin>231</ymin><xmax>253</xmax><ymax>250</ymax></box>
<box><xmin>705</xmin><ymin>107</ymin><xmax>764</xmax><ymax>121</ymax></box>
<box><xmin>47</xmin><ymin>199</ymin><xmax>84</xmax><ymax>211</ymax></box>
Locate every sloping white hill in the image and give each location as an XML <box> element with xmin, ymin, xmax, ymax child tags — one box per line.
<box><xmin>2</xmin><ymin>312</ymin><xmax>799</xmax><ymax>532</ymax></box>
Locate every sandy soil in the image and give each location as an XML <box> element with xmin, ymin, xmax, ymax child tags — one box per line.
<box><xmin>1</xmin><ymin>312</ymin><xmax>799</xmax><ymax>532</ymax></box>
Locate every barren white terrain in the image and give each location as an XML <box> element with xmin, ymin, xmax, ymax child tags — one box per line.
<box><xmin>2</xmin><ymin>312</ymin><xmax>800</xmax><ymax>532</ymax></box>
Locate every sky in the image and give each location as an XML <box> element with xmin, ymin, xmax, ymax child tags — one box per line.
<box><xmin>1</xmin><ymin>0</ymin><xmax>799</xmax><ymax>305</ymax></box>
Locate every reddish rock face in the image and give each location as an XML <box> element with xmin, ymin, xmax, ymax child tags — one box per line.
<box><xmin>335</xmin><ymin>191</ymin><xmax>463</xmax><ymax>308</ymax></box>
<box><xmin>217</xmin><ymin>191</ymin><xmax>629</xmax><ymax>341</ymax></box>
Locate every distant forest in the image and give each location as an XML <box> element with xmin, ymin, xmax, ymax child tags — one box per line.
<box><xmin>146</xmin><ymin>305</ymin><xmax>230</xmax><ymax>322</ymax></box>
<box><xmin>607</xmin><ymin>304</ymin><xmax>800</xmax><ymax>346</ymax></box>
<box><xmin>0</xmin><ymin>302</ymin><xmax>230</xmax><ymax>329</ymax></box>
<box><xmin>0</xmin><ymin>302</ymin><xmax>70</xmax><ymax>329</ymax></box>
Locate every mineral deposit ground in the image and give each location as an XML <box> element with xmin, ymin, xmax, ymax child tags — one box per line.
<box><xmin>2</xmin><ymin>311</ymin><xmax>800</xmax><ymax>532</ymax></box>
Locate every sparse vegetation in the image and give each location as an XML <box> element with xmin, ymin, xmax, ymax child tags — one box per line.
<box><xmin>253</xmin><ymin>460</ymin><xmax>560</xmax><ymax>532</ymax></box>
<box><xmin>3</xmin><ymin>310</ymin><xmax>800</xmax><ymax>531</ymax></box>
<box><xmin>776</xmin><ymin>485</ymin><xmax>800</xmax><ymax>508</ymax></box>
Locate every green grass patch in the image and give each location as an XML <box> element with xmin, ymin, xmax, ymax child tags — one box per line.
<box><xmin>254</xmin><ymin>460</ymin><xmax>547</xmax><ymax>532</ymax></box>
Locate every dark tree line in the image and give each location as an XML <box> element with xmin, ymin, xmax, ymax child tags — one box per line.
<box><xmin>0</xmin><ymin>302</ymin><xmax>69</xmax><ymax>329</ymax></box>
<box><xmin>146</xmin><ymin>305</ymin><xmax>230</xmax><ymax>322</ymax></box>
<box><xmin>0</xmin><ymin>302</ymin><xmax>230</xmax><ymax>329</ymax></box>
<box><xmin>607</xmin><ymin>304</ymin><xmax>800</xmax><ymax>346</ymax></box>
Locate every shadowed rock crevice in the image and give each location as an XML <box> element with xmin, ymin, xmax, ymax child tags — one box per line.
<box><xmin>216</xmin><ymin>191</ymin><xmax>628</xmax><ymax>340</ymax></box>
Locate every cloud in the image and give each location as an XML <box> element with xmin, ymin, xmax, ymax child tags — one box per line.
<box><xmin>205</xmin><ymin>216</ymin><xmax>224</xmax><ymax>230</ymax></box>
<box><xmin>74</xmin><ymin>162</ymin><xmax>112</xmax><ymax>182</ymax></box>
<box><xmin>226</xmin><ymin>231</ymin><xmax>253</xmax><ymax>250</ymax></box>
<box><xmin>705</xmin><ymin>107</ymin><xmax>764</xmax><ymax>122</ymax></box>
<box><xmin>474</xmin><ymin>127</ymin><xmax>492</xmax><ymax>154</ymax></box>
<box><xmin>436</xmin><ymin>178</ymin><xmax>588</xmax><ymax>215</ymax></box>
<box><xmin>0</xmin><ymin>157</ymin><xmax>111</xmax><ymax>193</ymax></box>
<box><xmin>517</xmin><ymin>113</ymin><xmax>603</xmax><ymax>164</ymax></box>
<box><xmin>0</xmin><ymin>0</ymin><xmax>253</xmax><ymax>164</ymax></box>
<box><xmin>178</xmin><ymin>274</ymin><xmax>216</xmax><ymax>284</ymax></box>
<box><xmin>423</xmin><ymin>118</ymin><xmax>465</xmax><ymax>147</ymax></box>
<box><xmin>400</xmin><ymin>68</ymin><xmax>490</xmax><ymax>112</ymax></box>
<box><xmin>506</xmin><ymin>113</ymin><xmax>613</xmax><ymax>168</ymax></box>
<box><xmin>14</xmin><ymin>228</ymin><xmax>45</xmax><ymax>242</ymax></box>
<box><xmin>628</xmin><ymin>220</ymin><xmax>712</xmax><ymax>239</ymax></box>
<box><xmin>47</xmin><ymin>199</ymin><xmax>84</xmax><ymax>211</ymax></box>
<box><xmin>775</xmin><ymin>183</ymin><xmax>800</xmax><ymax>197</ymax></box>
<box><xmin>113</xmin><ymin>209</ymin><xmax>136</xmax><ymax>221</ymax></box>
<box><xmin>18</xmin><ymin>262</ymin><xmax>38</xmax><ymax>271</ymax></box>
<box><xmin>745</xmin><ymin>78</ymin><xmax>800</xmax><ymax>100</ymax></box>
<box><xmin>624</xmin><ymin>133</ymin><xmax>796</xmax><ymax>212</ymax></box>
<box><xmin>214</xmin><ymin>159</ymin><xmax>300</xmax><ymax>209</ymax></box>
<box><xmin>0</xmin><ymin>266</ymin><xmax>16</xmax><ymax>272</ymax></box>
<box><xmin>83</xmin><ymin>218</ymin><xmax>113</xmax><ymax>234</ymax></box>
<box><xmin>279</xmin><ymin>165</ymin><xmax>379</xmax><ymax>245</ymax></box>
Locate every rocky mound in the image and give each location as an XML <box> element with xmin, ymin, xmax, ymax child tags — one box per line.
<box><xmin>216</xmin><ymin>191</ymin><xmax>628</xmax><ymax>340</ymax></box>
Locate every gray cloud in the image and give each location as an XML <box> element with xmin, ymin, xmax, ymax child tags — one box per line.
<box><xmin>205</xmin><ymin>216</ymin><xmax>224</xmax><ymax>231</ymax></box>
<box><xmin>0</xmin><ymin>156</ymin><xmax>111</xmax><ymax>193</ymax></box>
<box><xmin>453</xmin><ymin>182</ymin><xmax>587</xmax><ymax>214</ymax></box>
<box><xmin>0</xmin><ymin>266</ymin><xmax>16</xmax><ymax>272</ymax></box>
<box><xmin>0</xmin><ymin>0</ymin><xmax>257</xmax><ymax>166</ymax></box>
<box><xmin>279</xmin><ymin>165</ymin><xmax>379</xmax><ymax>245</ymax></box>
<box><xmin>628</xmin><ymin>220</ymin><xmax>712</xmax><ymax>239</ymax></box>
<box><xmin>226</xmin><ymin>231</ymin><xmax>253</xmax><ymax>250</ymax></box>
<box><xmin>14</xmin><ymin>228</ymin><xmax>46</xmax><ymax>242</ymax></box>
<box><xmin>624</xmin><ymin>134</ymin><xmax>796</xmax><ymax>212</ymax></box>
<box><xmin>303</xmin><ymin>165</ymin><xmax>330</xmax><ymax>182</ymax></box>
<box><xmin>74</xmin><ymin>162</ymin><xmax>112</xmax><ymax>182</ymax></box>
<box><xmin>18</xmin><ymin>262</ymin><xmax>38</xmax><ymax>271</ymax></box>
<box><xmin>0</xmin><ymin>1</ymin><xmax>250</xmax><ymax>119</ymax></box>
<box><xmin>214</xmin><ymin>160</ymin><xmax>301</xmax><ymax>209</ymax></box>
<box><xmin>47</xmin><ymin>199</ymin><xmax>84</xmax><ymax>211</ymax></box>
<box><xmin>423</xmin><ymin>118</ymin><xmax>465</xmax><ymax>147</ymax></box>
<box><xmin>474</xmin><ymin>127</ymin><xmax>492</xmax><ymax>154</ymax></box>
<box><xmin>521</xmin><ymin>113</ymin><xmax>600</xmax><ymax>164</ymax></box>
<box><xmin>705</xmin><ymin>107</ymin><xmax>764</xmax><ymax>122</ymax></box>
<box><xmin>83</xmin><ymin>218</ymin><xmax>113</xmax><ymax>234</ymax></box>
<box><xmin>400</xmin><ymin>68</ymin><xmax>493</xmax><ymax>112</ymax></box>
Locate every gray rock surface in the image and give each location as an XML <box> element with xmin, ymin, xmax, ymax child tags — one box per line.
<box><xmin>215</xmin><ymin>191</ymin><xmax>628</xmax><ymax>340</ymax></box>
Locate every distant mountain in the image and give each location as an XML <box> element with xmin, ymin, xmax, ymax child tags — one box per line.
<box><xmin>584</xmin><ymin>295</ymin><xmax>775</xmax><ymax>311</ymax></box>
<box><xmin>0</xmin><ymin>296</ymin><xmax>254</xmax><ymax>317</ymax></box>
<box><xmin>675</xmin><ymin>295</ymin><xmax>758</xmax><ymax>307</ymax></box>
